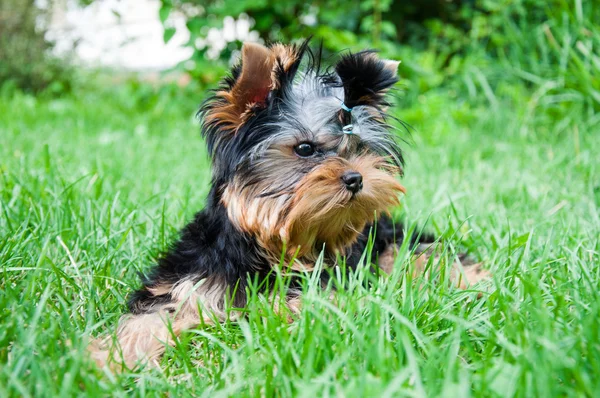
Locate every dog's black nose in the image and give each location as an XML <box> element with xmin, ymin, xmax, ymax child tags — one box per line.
<box><xmin>341</xmin><ymin>171</ymin><xmax>363</xmax><ymax>194</ymax></box>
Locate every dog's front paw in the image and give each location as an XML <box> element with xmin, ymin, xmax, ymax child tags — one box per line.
<box><xmin>451</xmin><ymin>258</ymin><xmax>492</xmax><ymax>290</ymax></box>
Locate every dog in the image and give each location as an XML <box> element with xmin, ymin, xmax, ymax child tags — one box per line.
<box><xmin>90</xmin><ymin>40</ymin><xmax>488</xmax><ymax>370</ymax></box>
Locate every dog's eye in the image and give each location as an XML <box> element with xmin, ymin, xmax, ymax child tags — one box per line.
<box><xmin>293</xmin><ymin>142</ymin><xmax>316</xmax><ymax>157</ymax></box>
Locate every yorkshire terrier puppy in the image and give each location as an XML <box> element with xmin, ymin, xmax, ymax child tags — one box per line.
<box><xmin>91</xmin><ymin>40</ymin><xmax>488</xmax><ymax>369</ymax></box>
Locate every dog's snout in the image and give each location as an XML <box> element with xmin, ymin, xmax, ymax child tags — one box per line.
<box><xmin>341</xmin><ymin>171</ymin><xmax>363</xmax><ymax>194</ymax></box>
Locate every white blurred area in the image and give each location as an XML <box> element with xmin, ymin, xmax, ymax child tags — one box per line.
<box><xmin>44</xmin><ymin>0</ymin><xmax>259</xmax><ymax>70</ymax></box>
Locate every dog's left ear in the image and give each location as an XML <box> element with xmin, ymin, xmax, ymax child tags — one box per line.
<box><xmin>204</xmin><ymin>43</ymin><xmax>275</xmax><ymax>131</ymax></box>
<box><xmin>335</xmin><ymin>51</ymin><xmax>400</xmax><ymax>109</ymax></box>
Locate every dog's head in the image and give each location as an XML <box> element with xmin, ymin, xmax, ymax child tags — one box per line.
<box><xmin>200</xmin><ymin>41</ymin><xmax>405</xmax><ymax>259</ymax></box>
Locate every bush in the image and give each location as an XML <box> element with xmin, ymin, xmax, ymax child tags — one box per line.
<box><xmin>0</xmin><ymin>0</ymin><xmax>74</xmax><ymax>94</ymax></box>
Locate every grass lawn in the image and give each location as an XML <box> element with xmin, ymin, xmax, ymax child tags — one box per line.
<box><xmin>1</xmin><ymin>81</ymin><xmax>599</xmax><ymax>397</ymax></box>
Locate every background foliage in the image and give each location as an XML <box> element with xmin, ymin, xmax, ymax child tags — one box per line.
<box><xmin>3</xmin><ymin>0</ymin><xmax>598</xmax><ymax>129</ymax></box>
<box><xmin>0</xmin><ymin>0</ymin><xmax>75</xmax><ymax>94</ymax></box>
<box><xmin>161</xmin><ymin>0</ymin><xmax>599</xmax><ymax>126</ymax></box>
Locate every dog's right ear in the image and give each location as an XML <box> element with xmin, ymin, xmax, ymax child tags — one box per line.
<box><xmin>204</xmin><ymin>41</ymin><xmax>307</xmax><ymax>132</ymax></box>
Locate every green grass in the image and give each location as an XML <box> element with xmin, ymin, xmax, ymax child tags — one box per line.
<box><xmin>1</xmin><ymin>80</ymin><xmax>599</xmax><ymax>397</ymax></box>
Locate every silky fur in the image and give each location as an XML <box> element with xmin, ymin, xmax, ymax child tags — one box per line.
<box><xmin>90</xmin><ymin>40</ymin><xmax>488</xmax><ymax>370</ymax></box>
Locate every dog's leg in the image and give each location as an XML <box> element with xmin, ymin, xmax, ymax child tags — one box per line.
<box><xmin>410</xmin><ymin>243</ymin><xmax>490</xmax><ymax>288</ymax></box>
<box><xmin>90</xmin><ymin>276</ymin><xmax>229</xmax><ymax>370</ymax></box>
<box><xmin>90</xmin><ymin>307</ymin><xmax>199</xmax><ymax>370</ymax></box>
<box><xmin>362</xmin><ymin>215</ymin><xmax>490</xmax><ymax>287</ymax></box>
<box><xmin>90</xmin><ymin>278</ymin><xmax>305</xmax><ymax>370</ymax></box>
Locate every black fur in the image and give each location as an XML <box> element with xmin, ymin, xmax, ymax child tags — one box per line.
<box><xmin>334</xmin><ymin>50</ymin><xmax>399</xmax><ymax>109</ymax></box>
<box><xmin>129</xmin><ymin>201</ymin><xmax>431</xmax><ymax>314</ymax></box>
<box><xmin>129</xmin><ymin>187</ymin><xmax>267</xmax><ymax>313</ymax></box>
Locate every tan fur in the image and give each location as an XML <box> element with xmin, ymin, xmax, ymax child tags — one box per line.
<box><xmin>146</xmin><ymin>284</ymin><xmax>172</xmax><ymax>296</ymax></box>
<box><xmin>268</xmin><ymin>293</ymin><xmax>303</xmax><ymax>323</ymax></box>
<box><xmin>222</xmin><ymin>185</ymin><xmax>292</xmax><ymax>246</ymax></box>
<box><xmin>269</xmin><ymin>43</ymin><xmax>299</xmax><ymax>89</ymax></box>
<box><xmin>379</xmin><ymin>244</ymin><xmax>490</xmax><ymax>289</ymax></box>
<box><xmin>222</xmin><ymin>154</ymin><xmax>405</xmax><ymax>264</ymax></box>
<box><xmin>205</xmin><ymin>42</ymin><xmax>301</xmax><ymax>130</ymax></box>
<box><xmin>381</xmin><ymin>60</ymin><xmax>400</xmax><ymax>76</ymax></box>
<box><xmin>363</xmin><ymin>52</ymin><xmax>400</xmax><ymax>78</ymax></box>
<box><xmin>90</xmin><ymin>309</ymin><xmax>196</xmax><ymax>370</ymax></box>
<box><xmin>377</xmin><ymin>243</ymin><xmax>398</xmax><ymax>274</ymax></box>
<box><xmin>206</xmin><ymin>43</ymin><xmax>275</xmax><ymax>129</ymax></box>
<box><xmin>283</xmin><ymin>155</ymin><xmax>404</xmax><ymax>258</ymax></box>
<box><xmin>90</xmin><ymin>277</ymin><xmax>228</xmax><ymax>370</ymax></box>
